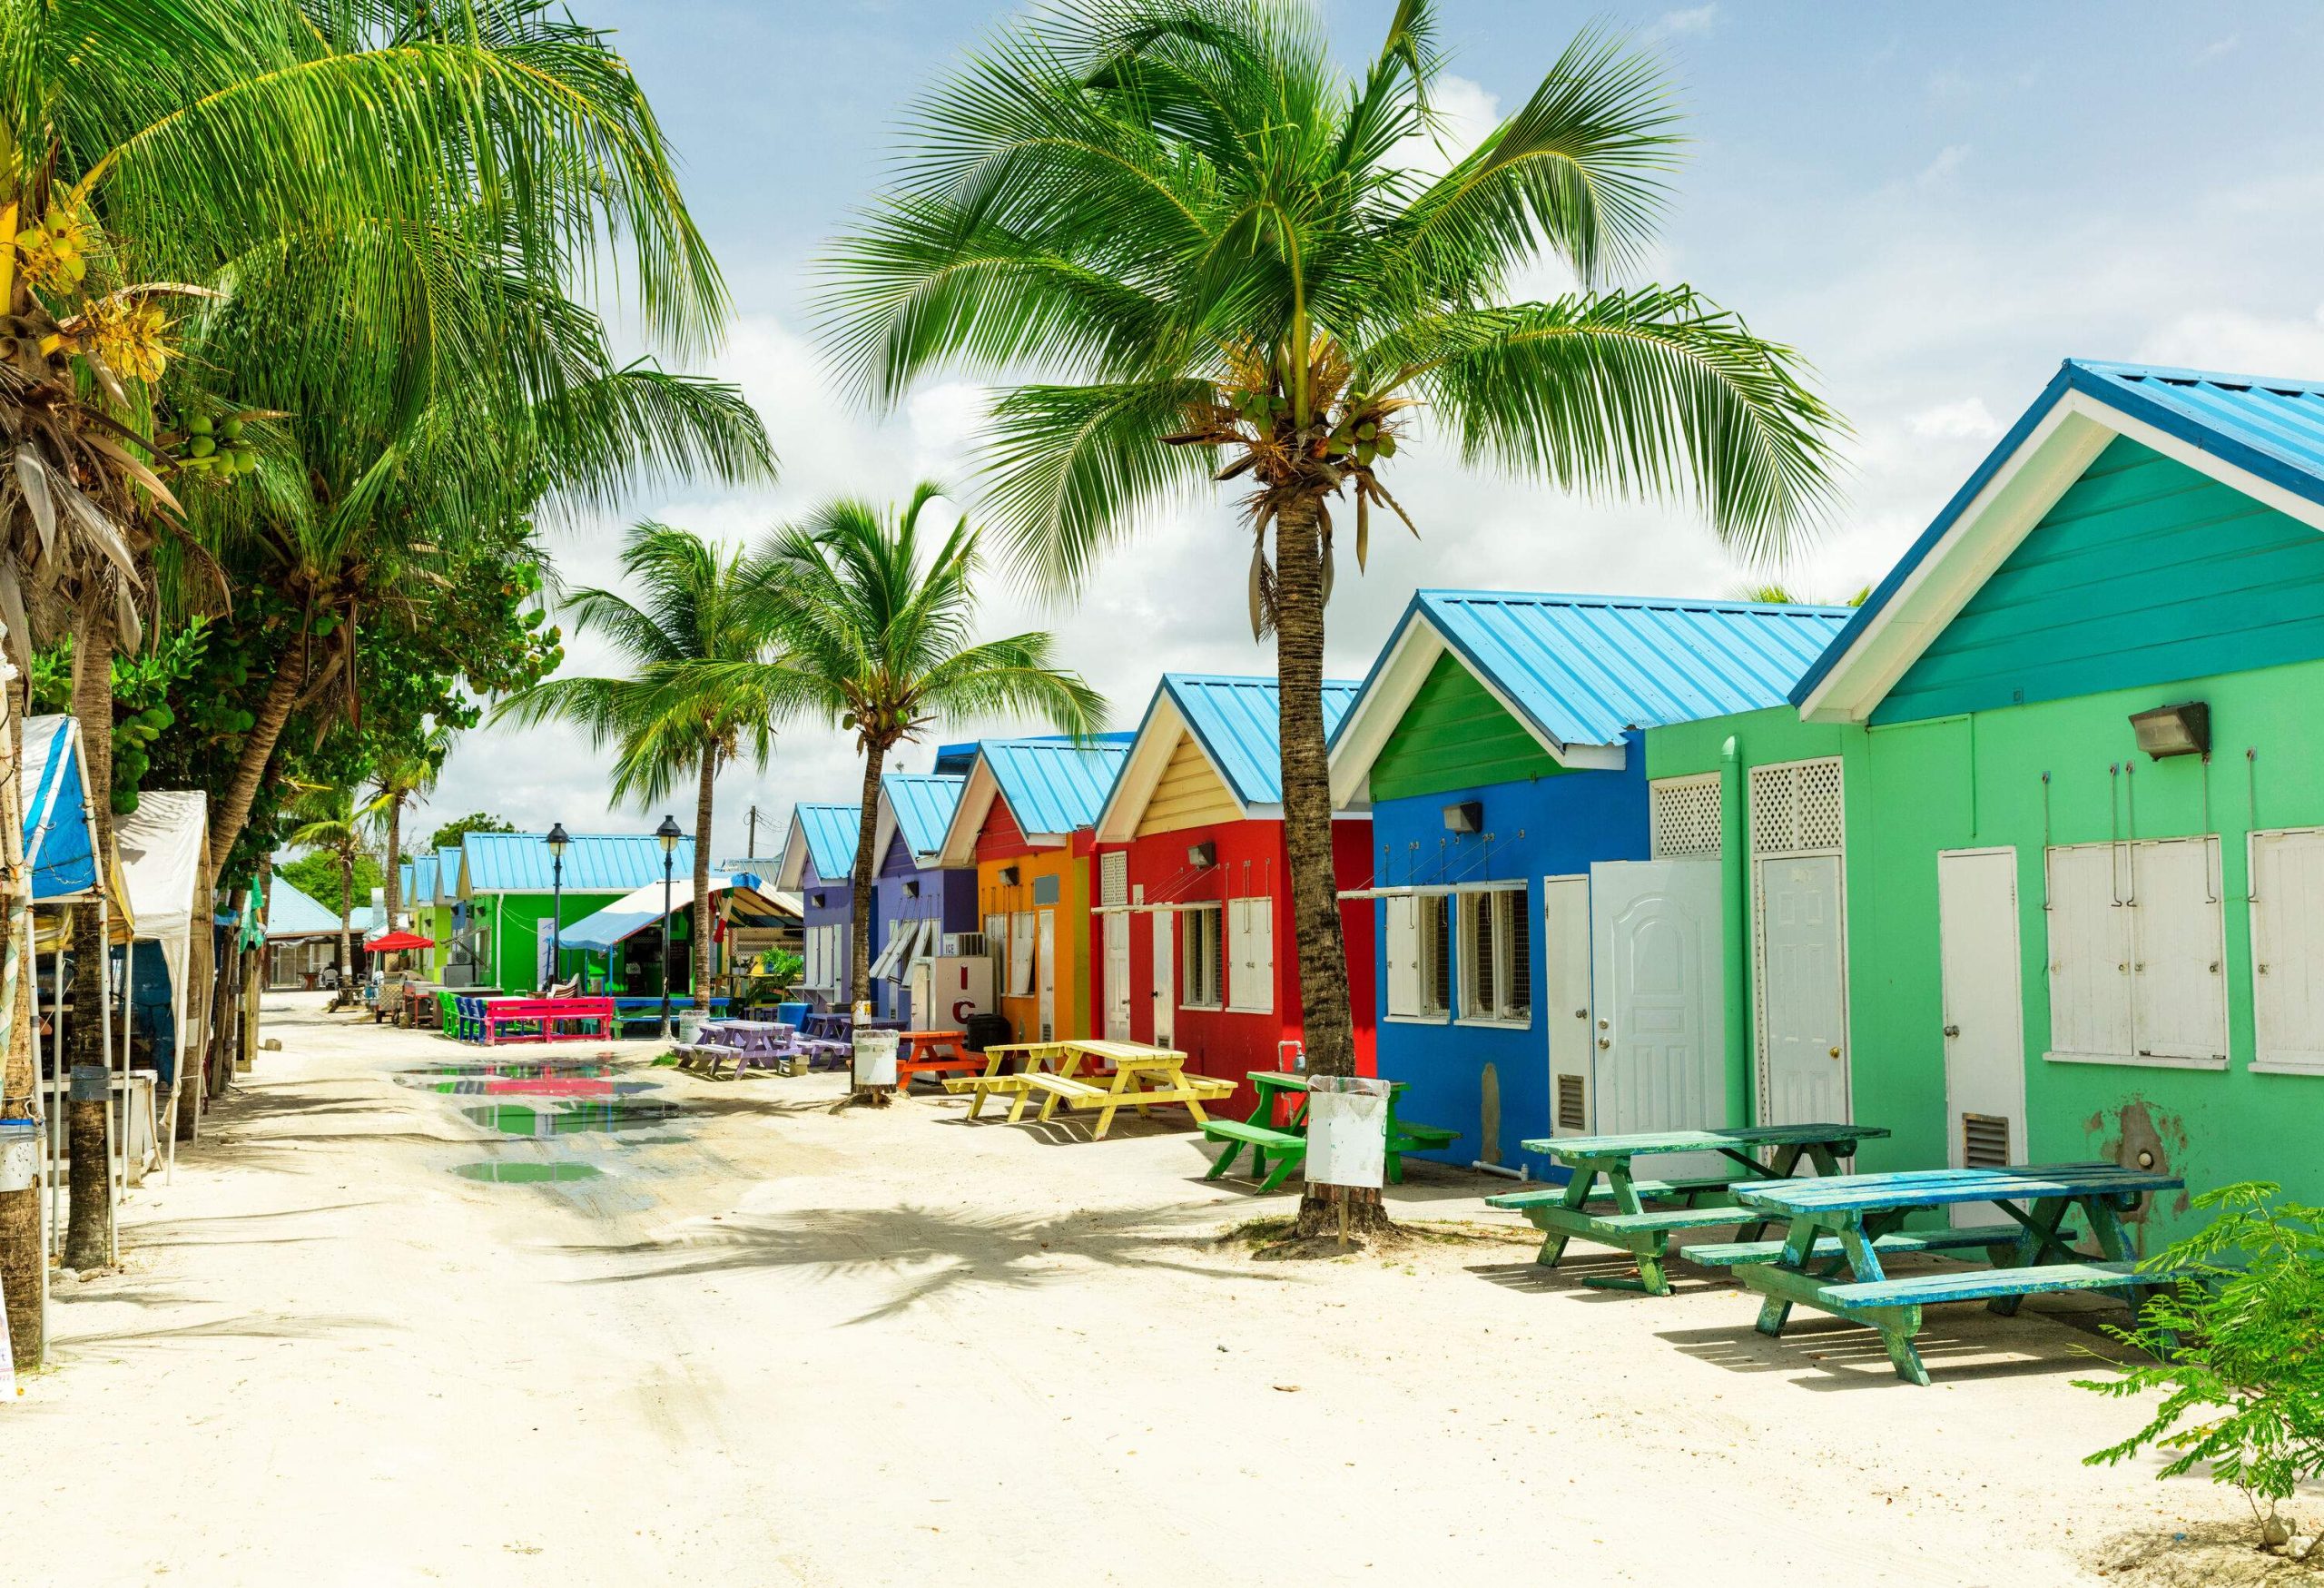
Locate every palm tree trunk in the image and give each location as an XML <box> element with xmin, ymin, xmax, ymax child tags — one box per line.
<box><xmin>64</xmin><ymin>584</ymin><xmax>116</xmax><ymax>1267</ymax></box>
<box><xmin>0</xmin><ymin>664</ymin><xmax>40</xmax><ymax>1365</ymax></box>
<box><xmin>336</xmin><ymin>848</ymin><xmax>354</xmax><ymax>1005</ymax></box>
<box><xmin>843</xmin><ymin>740</ymin><xmax>891</xmax><ymax>1106</ymax></box>
<box><xmin>207</xmin><ymin>652</ymin><xmax>303</xmax><ymax>894</ymax></box>
<box><xmin>692</xmin><ymin>751</ymin><xmax>714</xmax><ymax>1007</ymax></box>
<box><xmin>383</xmin><ymin>794</ymin><xmax>402</xmax><ymax>925</ymax></box>
<box><xmin>1272</xmin><ymin>493</ymin><xmax>1387</xmax><ymax>1238</ymax></box>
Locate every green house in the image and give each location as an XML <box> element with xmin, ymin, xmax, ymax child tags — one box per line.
<box><xmin>451</xmin><ymin>830</ymin><xmax>698</xmax><ymax>992</ymax></box>
<box><xmin>1641</xmin><ymin>359</ymin><xmax>2324</xmax><ymax>1239</ymax></box>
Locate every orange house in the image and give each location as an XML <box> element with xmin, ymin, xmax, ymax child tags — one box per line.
<box><xmin>936</xmin><ymin>735</ymin><xmax>1132</xmax><ymax>1044</ymax></box>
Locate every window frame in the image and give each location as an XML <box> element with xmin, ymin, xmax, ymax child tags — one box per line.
<box><xmin>1456</xmin><ymin>883</ymin><xmax>1533</xmax><ymax>1028</ymax></box>
<box><xmin>2043</xmin><ymin>835</ymin><xmax>2228</xmax><ymax>1072</ymax></box>
<box><xmin>1179</xmin><ymin>903</ymin><xmax>1225</xmax><ymax>1010</ymax></box>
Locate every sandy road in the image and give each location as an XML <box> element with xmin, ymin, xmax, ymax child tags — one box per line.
<box><xmin>5</xmin><ymin>991</ymin><xmax>2251</xmax><ymax>1586</ymax></box>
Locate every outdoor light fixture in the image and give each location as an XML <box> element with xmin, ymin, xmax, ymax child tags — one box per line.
<box><xmin>998</xmin><ymin>863</ymin><xmax>1020</xmax><ymax>885</ymax></box>
<box><xmin>1443</xmin><ymin>801</ymin><xmax>1484</xmax><ymax>834</ymax></box>
<box><xmin>1187</xmin><ymin>841</ymin><xmax>1217</xmax><ymax>869</ymax></box>
<box><xmin>544</xmin><ymin>824</ymin><xmax>569</xmax><ymax>991</ymax></box>
<box><xmin>2130</xmin><ymin>701</ymin><xmax>2211</xmax><ymax>760</ymax></box>
<box><xmin>655</xmin><ymin>814</ymin><xmax>683</xmax><ymax>853</ymax></box>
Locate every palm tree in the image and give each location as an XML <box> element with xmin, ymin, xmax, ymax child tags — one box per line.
<box><xmin>286</xmin><ymin>786</ymin><xmax>369</xmax><ymax>1009</ymax></box>
<box><xmin>822</xmin><ymin>1</ymin><xmax>1845</xmax><ymax>1227</ymax></box>
<box><xmin>698</xmin><ymin>484</ymin><xmax>1104</xmax><ymax>1104</ymax></box>
<box><xmin>493</xmin><ymin>523</ymin><xmax>783</xmax><ymax>1010</ymax></box>
<box><xmin>369</xmin><ymin>724</ymin><xmax>452</xmax><ymax>931</ymax></box>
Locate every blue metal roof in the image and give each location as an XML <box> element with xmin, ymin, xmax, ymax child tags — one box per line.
<box><xmin>793</xmin><ymin>804</ymin><xmax>862</xmax><ymax>883</ymax></box>
<box><xmin>932</xmin><ymin>742</ymin><xmax>980</xmax><ymax>775</ymax></box>
<box><xmin>980</xmin><ymin>735</ymin><xmax>1134</xmax><ymax>837</ymax></box>
<box><xmin>883</xmin><ymin>774</ymin><xmax>965</xmax><ymax>859</ymax></box>
<box><xmin>461</xmin><ymin>831</ymin><xmax>699</xmax><ymax>894</ymax></box>
<box><xmin>21</xmin><ymin>715</ymin><xmax>95</xmax><ymax>899</ymax></box>
<box><xmin>1350</xmin><ymin>591</ymin><xmax>1855</xmax><ymax>751</ymax></box>
<box><xmin>1157</xmin><ymin>675</ymin><xmax>1361</xmax><ymax>806</ymax></box>
<box><xmin>262</xmin><ymin>876</ymin><xmax>341</xmax><ymax>937</ymax></box>
<box><xmin>1792</xmin><ymin>358</ymin><xmax>2324</xmax><ymax>706</ymax></box>
<box><xmin>435</xmin><ymin>845</ymin><xmax>462</xmax><ymax>902</ymax></box>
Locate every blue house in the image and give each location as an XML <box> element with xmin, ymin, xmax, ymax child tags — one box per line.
<box><xmin>1325</xmin><ymin>591</ymin><xmax>1853</xmax><ymax>1175</ymax></box>
<box><xmin>777</xmin><ymin>803</ymin><xmax>866</xmax><ymax>1009</ymax></box>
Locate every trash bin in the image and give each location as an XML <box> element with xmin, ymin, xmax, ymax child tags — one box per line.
<box><xmin>0</xmin><ymin>1119</ymin><xmax>35</xmax><ymax>1193</ymax></box>
<box><xmin>852</xmin><ymin>1029</ymin><xmax>899</xmax><ymax>1089</ymax></box>
<box><xmin>675</xmin><ymin>1008</ymin><xmax>710</xmax><ymax>1045</ymax></box>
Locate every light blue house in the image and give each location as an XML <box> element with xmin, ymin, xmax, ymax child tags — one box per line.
<box><xmin>1325</xmin><ymin>591</ymin><xmax>1852</xmax><ymax>1176</ymax></box>
<box><xmin>777</xmin><ymin>803</ymin><xmax>866</xmax><ymax>1008</ymax></box>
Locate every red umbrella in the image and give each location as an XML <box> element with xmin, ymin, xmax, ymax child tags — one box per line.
<box><xmin>369</xmin><ymin>930</ymin><xmax>436</xmax><ymax>952</ymax></box>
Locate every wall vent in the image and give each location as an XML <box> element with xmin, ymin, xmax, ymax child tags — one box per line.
<box><xmin>1649</xmin><ymin>775</ymin><xmax>1723</xmax><ymax>858</ymax></box>
<box><xmin>1556</xmin><ymin>1073</ymin><xmax>1588</xmax><ymax>1132</ymax></box>
<box><xmin>1099</xmin><ymin>850</ymin><xmax>1128</xmax><ymax>908</ymax></box>
<box><xmin>1962</xmin><ymin>1111</ymin><xmax>2012</xmax><ymax>1170</ymax></box>
<box><xmin>1748</xmin><ymin>757</ymin><xmax>1846</xmax><ymax>855</ymax></box>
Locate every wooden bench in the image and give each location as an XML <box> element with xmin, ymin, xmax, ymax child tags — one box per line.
<box><xmin>479</xmin><ymin>996</ymin><xmax>615</xmax><ymax>1045</ymax></box>
<box><xmin>1689</xmin><ymin>1222</ymin><xmax>2071</xmax><ymax>1270</ymax></box>
<box><xmin>1200</xmin><ymin>1119</ymin><xmax>1309</xmax><ymax>1192</ymax></box>
<box><xmin>1490</xmin><ymin>1175</ymin><xmax>1744</xmax><ymax>1211</ymax></box>
<box><xmin>675</xmin><ymin>1041</ymin><xmax>743</xmax><ymax>1076</ymax></box>
<box><xmin>1827</xmin><ymin>1259</ymin><xmax>2169</xmax><ymax>1310</ymax></box>
<box><xmin>1387</xmin><ymin>1122</ymin><xmax>1461</xmax><ymax>1181</ymax></box>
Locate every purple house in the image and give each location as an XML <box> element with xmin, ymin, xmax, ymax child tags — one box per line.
<box><xmin>776</xmin><ymin>802</ymin><xmax>863</xmax><ymax>1009</ymax></box>
<box><xmin>868</xmin><ymin>769</ymin><xmax>980</xmax><ymax>1025</ymax></box>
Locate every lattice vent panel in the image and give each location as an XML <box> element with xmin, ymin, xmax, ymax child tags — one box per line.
<box><xmin>1650</xmin><ymin>775</ymin><xmax>1724</xmax><ymax>858</ymax></box>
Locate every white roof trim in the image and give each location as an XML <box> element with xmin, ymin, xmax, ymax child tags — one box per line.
<box><xmin>1093</xmin><ymin>691</ymin><xmax>1249</xmax><ymax>844</ymax></box>
<box><xmin>1799</xmin><ymin>387</ymin><xmax>2324</xmax><ymax>725</ymax></box>
<box><xmin>775</xmin><ymin>814</ymin><xmax>813</xmax><ymax>892</ymax></box>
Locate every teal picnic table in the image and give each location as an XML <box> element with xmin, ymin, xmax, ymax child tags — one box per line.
<box><xmin>1201</xmin><ymin>1071</ymin><xmax>1462</xmax><ymax>1192</ymax></box>
<box><xmin>1490</xmin><ymin>1122</ymin><xmax>1891</xmax><ymax>1296</ymax></box>
<box><xmin>1709</xmin><ymin>1162</ymin><xmax>2186</xmax><ymax>1384</ymax></box>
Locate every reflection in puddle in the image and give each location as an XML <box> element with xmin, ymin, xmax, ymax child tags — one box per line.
<box><xmin>397</xmin><ymin>1060</ymin><xmax>649</xmax><ymax>1099</ymax></box>
<box><xmin>452</xmin><ymin>1161</ymin><xmax>606</xmax><ymax>1184</ymax></box>
<box><xmin>461</xmin><ymin>1100</ymin><xmax>685</xmax><ymax>1137</ymax></box>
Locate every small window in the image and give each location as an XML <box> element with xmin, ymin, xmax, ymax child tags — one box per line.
<box><xmin>1460</xmin><ymin>886</ymin><xmax>1531</xmax><ymax>1023</ymax></box>
<box><xmin>1180</xmin><ymin>905</ymin><xmax>1224</xmax><ymax>1009</ymax></box>
<box><xmin>1420</xmin><ymin>893</ymin><xmax>1452</xmax><ymax>1017</ymax></box>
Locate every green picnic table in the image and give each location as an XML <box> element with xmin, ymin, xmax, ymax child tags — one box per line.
<box><xmin>1201</xmin><ymin>1071</ymin><xmax>1462</xmax><ymax>1192</ymax></box>
<box><xmin>1710</xmin><ymin>1162</ymin><xmax>2185</xmax><ymax>1384</ymax></box>
<box><xmin>1490</xmin><ymin>1122</ymin><xmax>1891</xmax><ymax>1296</ymax></box>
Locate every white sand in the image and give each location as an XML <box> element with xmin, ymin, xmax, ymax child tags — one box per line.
<box><xmin>5</xmin><ymin>991</ymin><xmax>2265</xmax><ymax>1586</ymax></box>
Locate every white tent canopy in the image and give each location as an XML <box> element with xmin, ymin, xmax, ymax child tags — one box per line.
<box><xmin>115</xmin><ymin>790</ymin><xmax>209</xmax><ymax>1090</ymax></box>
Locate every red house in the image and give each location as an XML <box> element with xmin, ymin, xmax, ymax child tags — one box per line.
<box><xmin>1088</xmin><ymin>675</ymin><xmax>1375</xmax><ymax>1114</ymax></box>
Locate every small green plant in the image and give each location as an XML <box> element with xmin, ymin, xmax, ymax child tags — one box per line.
<box><xmin>2079</xmin><ymin>1182</ymin><xmax>2324</xmax><ymax>1555</ymax></box>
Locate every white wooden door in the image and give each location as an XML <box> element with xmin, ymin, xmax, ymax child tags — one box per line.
<box><xmin>1757</xmin><ymin>853</ymin><xmax>1849</xmax><ymax>1127</ymax></box>
<box><xmin>2251</xmin><ymin>829</ymin><xmax>2324</xmax><ymax>1072</ymax></box>
<box><xmin>1103</xmin><ymin>911</ymin><xmax>1131</xmax><ymax>1040</ymax></box>
<box><xmin>1589</xmin><ymin>858</ymin><xmax>1726</xmax><ymax>1174</ymax></box>
<box><xmin>1150</xmin><ymin>907</ymin><xmax>1174</xmax><ymax>1048</ymax></box>
<box><xmin>1939</xmin><ymin>848</ymin><xmax>2025</xmax><ymax>1216</ymax></box>
<box><xmin>1542</xmin><ymin>875</ymin><xmax>1592</xmax><ymax>1135</ymax></box>
<box><xmin>1037</xmin><ymin>908</ymin><xmax>1056</xmax><ymax>1040</ymax></box>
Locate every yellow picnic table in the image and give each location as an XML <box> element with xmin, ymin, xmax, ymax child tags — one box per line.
<box><xmin>941</xmin><ymin>1038</ymin><xmax>1234</xmax><ymax>1139</ymax></box>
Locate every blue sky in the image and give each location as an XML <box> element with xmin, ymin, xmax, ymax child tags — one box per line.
<box><xmin>426</xmin><ymin>2</ymin><xmax>2324</xmax><ymax>858</ymax></box>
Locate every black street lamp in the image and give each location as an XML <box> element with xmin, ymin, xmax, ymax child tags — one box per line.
<box><xmin>545</xmin><ymin>824</ymin><xmax>569</xmax><ymax>991</ymax></box>
<box><xmin>655</xmin><ymin>814</ymin><xmax>682</xmax><ymax>1038</ymax></box>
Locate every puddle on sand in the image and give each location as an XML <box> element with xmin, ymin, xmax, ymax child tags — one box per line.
<box><xmin>452</xmin><ymin>1161</ymin><xmax>606</xmax><ymax>1184</ymax></box>
<box><xmin>396</xmin><ymin>1060</ymin><xmax>654</xmax><ymax>1099</ymax></box>
<box><xmin>460</xmin><ymin>1100</ymin><xmax>685</xmax><ymax>1137</ymax></box>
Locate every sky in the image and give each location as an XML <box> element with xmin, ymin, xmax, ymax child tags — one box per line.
<box><xmin>417</xmin><ymin>0</ymin><xmax>2324</xmax><ymax>865</ymax></box>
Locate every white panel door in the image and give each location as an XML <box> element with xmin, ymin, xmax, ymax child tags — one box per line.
<box><xmin>2251</xmin><ymin>829</ymin><xmax>2324</xmax><ymax>1071</ymax></box>
<box><xmin>1103</xmin><ymin>911</ymin><xmax>1131</xmax><ymax>1040</ymax></box>
<box><xmin>1541</xmin><ymin>875</ymin><xmax>1592</xmax><ymax>1135</ymax></box>
<box><xmin>1037</xmin><ymin>908</ymin><xmax>1057</xmax><ymax>1040</ymax></box>
<box><xmin>1150</xmin><ymin>907</ymin><xmax>1174</xmax><ymax>1048</ymax></box>
<box><xmin>1757</xmin><ymin>853</ymin><xmax>1850</xmax><ymax>1127</ymax></box>
<box><xmin>1939</xmin><ymin>848</ymin><xmax>2026</xmax><ymax>1215</ymax></box>
<box><xmin>2128</xmin><ymin>837</ymin><xmax>2226</xmax><ymax>1062</ymax></box>
<box><xmin>1590</xmin><ymin>858</ymin><xmax>1726</xmax><ymax>1175</ymax></box>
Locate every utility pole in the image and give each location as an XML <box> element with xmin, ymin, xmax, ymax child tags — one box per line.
<box><xmin>745</xmin><ymin>804</ymin><xmax>765</xmax><ymax>858</ymax></box>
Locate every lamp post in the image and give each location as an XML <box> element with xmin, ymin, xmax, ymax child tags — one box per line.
<box><xmin>655</xmin><ymin>814</ymin><xmax>682</xmax><ymax>1038</ymax></box>
<box><xmin>545</xmin><ymin>824</ymin><xmax>569</xmax><ymax>992</ymax></box>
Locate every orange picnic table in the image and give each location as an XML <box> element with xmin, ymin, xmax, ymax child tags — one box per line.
<box><xmin>894</xmin><ymin>1030</ymin><xmax>980</xmax><ymax>1094</ymax></box>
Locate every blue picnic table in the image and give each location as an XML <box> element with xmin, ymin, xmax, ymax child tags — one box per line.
<box><xmin>1492</xmin><ymin>1122</ymin><xmax>1890</xmax><ymax>1296</ymax></box>
<box><xmin>1709</xmin><ymin>1162</ymin><xmax>2185</xmax><ymax>1385</ymax></box>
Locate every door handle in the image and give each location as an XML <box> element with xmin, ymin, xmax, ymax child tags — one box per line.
<box><xmin>1827</xmin><ymin>1046</ymin><xmax>1841</xmax><ymax>1059</ymax></box>
<box><xmin>1598</xmin><ymin>1037</ymin><xmax>1610</xmax><ymax>1050</ymax></box>
<box><xmin>1942</xmin><ymin>1024</ymin><xmax>1960</xmax><ymax>1038</ymax></box>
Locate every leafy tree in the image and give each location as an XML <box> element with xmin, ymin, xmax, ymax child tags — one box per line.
<box><xmin>2081</xmin><ymin>1183</ymin><xmax>2324</xmax><ymax>1556</ymax></box>
<box><xmin>822</xmin><ymin>0</ymin><xmax>1842</xmax><ymax>1225</ymax></box>
<box><xmin>494</xmin><ymin>522</ymin><xmax>784</xmax><ymax>1010</ymax></box>
<box><xmin>429</xmin><ymin>813</ymin><xmax>517</xmax><ymax>853</ymax></box>
<box><xmin>285</xmin><ymin>787</ymin><xmax>369</xmax><ymax>1003</ymax></box>
<box><xmin>687</xmin><ymin>484</ymin><xmax>1103</xmax><ymax>1101</ymax></box>
<box><xmin>279</xmin><ymin>850</ymin><xmax>384</xmax><ymax>923</ymax></box>
<box><xmin>369</xmin><ymin>724</ymin><xmax>451</xmax><ymax>926</ymax></box>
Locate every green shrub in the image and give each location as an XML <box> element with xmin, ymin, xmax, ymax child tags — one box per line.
<box><xmin>2079</xmin><ymin>1181</ymin><xmax>2324</xmax><ymax>1553</ymax></box>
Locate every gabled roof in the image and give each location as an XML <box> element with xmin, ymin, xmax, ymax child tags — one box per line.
<box><xmin>261</xmin><ymin>876</ymin><xmax>341</xmax><ymax>939</ymax></box>
<box><xmin>1797</xmin><ymin>359</ymin><xmax>2324</xmax><ymax>723</ymax></box>
<box><xmin>1095</xmin><ymin>675</ymin><xmax>1362</xmax><ymax>842</ymax></box>
<box><xmin>559</xmin><ymin>873</ymin><xmax>799</xmax><ymax>952</ymax></box>
<box><xmin>458</xmin><ymin>831</ymin><xmax>699</xmax><ymax>895</ymax></box>
<box><xmin>433</xmin><ymin>845</ymin><xmax>463</xmax><ymax>903</ymax></box>
<box><xmin>1329</xmin><ymin>590</ymin><xmax>1853</xmax><ymax>805</ymax></box>
<box><xmin>875</xmin><ymin>773</ymin><xmax>967</xmax><ymax>867</ymax></box>
<box><xmin>935</xmin><ymin>735</ymin><xmax>1134</xmax><ymax>865</ymax></box>
<box><xmin>776</xmin><ymin>804</ymin><xmax>862</xmax><ymax>890</ymax></box>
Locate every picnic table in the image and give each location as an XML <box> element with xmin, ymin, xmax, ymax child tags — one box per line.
<box><xmin>892</xmin><ymin>1030</ymin><xmax>980</xmax><ymax>1094</ymax></box>
<box><xmin>677</xmin><ymin>1019</ymin><xmax>796</xmax><ymax>1080</ymax></box>
<box><xmin>1201</xmin><ymin>1071</ymin><xmax>1462</xmax><ymax>1192</ymax></box>
<box><xmin>1489</xmin><ymin>1123</ymin><xmax>1892</xmax><ymax>1296</ymax></box>
<box><xmin>1708</xmin><ymin>1162</ymin><xmax>2185</xmax><ymax>1384</ymax></box>
<box><xmin>611</xmin><ymin>995</ymin><xmax>729</xmax><ymax>1036</ymax></box>
<box><xmin>478</xmin><ymin>995</ymin><xmax>616</xmax><ymax>1046</ymax></box>
<box><xmin>941</xmin><ymin>1039</ymin><xmax>1234</xmax><ymax>1139</ymax></box>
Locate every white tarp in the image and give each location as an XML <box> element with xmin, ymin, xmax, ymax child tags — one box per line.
<box><xmin>115</xmin><ymin>790</ymin><xmax>208</xmax><ymax>1077</ymax></box>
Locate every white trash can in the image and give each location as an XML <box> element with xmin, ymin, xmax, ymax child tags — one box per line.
<box><xmin>852</xmin><ymin>1029</ymin><xmax>899</xmax><ymax>1089</ymax></box>
<box><xmin>0</xmin><ymin>1119</ymin><xmax>35</xmax><ymax>1193</ymax></box>
<box><xmin>675</xmin><ymin>1008</ymin><xmax>710</xmax><ymax>1045</ymax></box>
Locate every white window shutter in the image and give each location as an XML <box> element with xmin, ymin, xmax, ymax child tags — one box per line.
<box><xmin>2128</xmin><ymin>837</ymin><xmax>2227</xmax><ymax>1061</ymax></box>
<box><xmin>1252</xmin><ymin>897</ymin><xmax>1272</xmax><ymax>1013</ymax></box>
<box><xmin>1385</xmin><ymin>895</ymin><xmax>1419</xmax><ymax>1016</ymax></box>
<box><xmin>2253</xmin><ymin>830</ymin><xmax>2324</xmax><ymax>1069</ymax></box>
<box><xmin>2044</xmin><ymin>844</ymin><xmax>2132</xmax><ymax>1060</ymax></box>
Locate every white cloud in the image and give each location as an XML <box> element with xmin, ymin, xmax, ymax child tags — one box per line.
<box><xmin>2132</xmin><ymin>306</ymin><xmax>2324</xmax><ymax>377</ymax></box>
<box><xmin>1916</xmin><ymin>144</ymin><xmax>1970</xmax><ymax>186</ymax></box>
<box><xmin>1907</xmin><ymin>398</ymin><xmax>2001</xmax><ymax>440</ymax></box>
<box><xmin>2196</xmin><ymin>34</ymin><xmax>2240</xmax><ymax>64</ymax></box>
<box><xmin>1394</xmin><ymin>74</ymin><xmax>1501</xmax><ymax>182</ymax></box>
<box><xmin>1646</xmin><ymin>5</ymin><xmax>1718</xmax><ymax>41</ymax></box>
